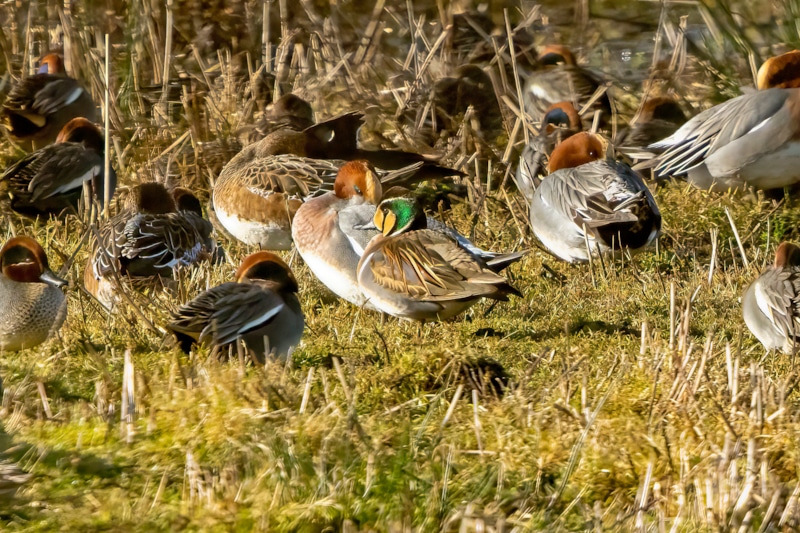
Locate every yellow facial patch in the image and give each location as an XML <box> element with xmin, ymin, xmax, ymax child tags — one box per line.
<box><xmin>382</xmin><ymin>211</ymin><xmax>397</xmax><ymax>236</ymax></box>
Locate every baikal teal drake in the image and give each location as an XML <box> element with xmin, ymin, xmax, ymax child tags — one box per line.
<box><xmin>357</xmin><ymin>197</ymin><xmax>521</xmax><ymax>322</ymax></box>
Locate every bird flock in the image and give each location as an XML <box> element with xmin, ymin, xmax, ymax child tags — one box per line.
<box><xmin>3</xmin><ymin>37</ymin><xmax>800</xmax><ymax>362</ymax></box>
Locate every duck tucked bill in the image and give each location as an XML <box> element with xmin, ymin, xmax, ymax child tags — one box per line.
<box><xmin>1</xmin><ymin>117</ymin><xmax>115</xmax><ymax>218</ymax></box>
<box><xmin>168</xmin><ymin>251</ymin><xmax>304</xmax><ymax>363</ymax></box>
<box><xmin>2</xmin><ymin>52</ymin><xmax>97</xmax><ymax>148</ymax></box>
<box><xmin>85</xmin><ymin>183</ymin><xmax>216</xmax><ymax>308</ymax></box>
<box><xmin>525</xmin><ymin>132</ymin><xmax>661</xmax><ymax>263</ymax></box>
<box><xmin>743</xmin><ymin>242</ymin><xmax>800</xmax><ymax>354</ymax></box>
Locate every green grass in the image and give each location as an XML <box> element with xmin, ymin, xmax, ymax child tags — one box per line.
<box><xmin>2</xmin><ymin>0</ymin><xmax>800</xmax><ymax>531</ymax></box>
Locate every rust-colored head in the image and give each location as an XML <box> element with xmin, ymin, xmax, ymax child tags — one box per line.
<box><xmin>548</xmin><ymin>132</ymin><xmax>605</xmax><ymax>172</ymax></box>
<box><xmin>637</xmin><ymin>96</ymin><xmax>686</xmax><ymax>123</ymax></box>
<box><xmin>235</xmin><ymin>251</ymin><xmax>298</xmax><ymax>293</ymax></box>
<box><xmin>333</xmin><ymin>160</ymin><xmax>383</xmax><ymax>204</ymax></box>
<box><xmin>758</xmin><ymin>51</ymin><xmax>800</xmax><ymax>89</ymax></box>
<box><xmin>171</xmin><ymin>187</ymin><xmax>203</xmax><ymax>217</ymax></box>
<box><xmin>128</xmin><ymin>183</ymin><xmax>176</xmax><ymax>214</ymax></box>
<box><xmin>56</xmin><ymin>117</ymin><xmax>104</xmax><ymax>149</ymax></box>
<box><xmin>774</xmin><ymin>242</ymin><xmax>800</xmax><ymax>268</ymax></box>
<box><xmin>38</xmin><ymin>52</ymin><xmax>65</xmax><ymax>74</ymax></box>
<box><xmin>1</xmin><ymin>237</ymin><xmax>65</xmax><ymax>286</ymax></box>
<box><xmin>539</xmin><ymin>45</ymin><xmax>576</xmax><ymax>67</ymax></box>
<box><xmin>542</xmin><ymin>101</ymin><xmax>582</xmax><ymax>135</ymax></box>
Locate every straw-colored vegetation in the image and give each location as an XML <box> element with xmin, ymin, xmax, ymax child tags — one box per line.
<box><xmin>1</xmin><ymin>0</ymin><xmax>800</xmax><ymax>531</ymax></box>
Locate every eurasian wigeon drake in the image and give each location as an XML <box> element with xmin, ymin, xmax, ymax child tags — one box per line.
<box><xmin>356</xmin><ymin>197</ymin><xmax>521</xmax><ymax>321</ymax></box>
<box><xmin>646</xmin><ymin>52</ymin><xmax>800</xmax><ymax>191</ymax></box>
<box><xmin>1</xmin><ymin>117</ymin><xmax>115</xmax><ymax>218</ymax></box>
<box><xmin>516</xmin><ymin>101</ymin><xmax>583</xmax><ymax>201</ymax></box>
<box><xmin>294</xmin><ymin>161</ymin><xmax>524</xmax><ymax>310</ymax></box>
<box><xmin>213</xmin><ymin>111</ymin><xmax>462</xmax><ymax>249</ymax></box>
<box><xmin>2</xmin><ymin>52</ymin><xmax>97</xmax><ymax>148</ymax></box>
<box><xmin>743</xmin><ymin>242</ymin><xmax>800</xmax><ymax>353</ymax></box>
<box><xmin>0</xmin><ymin>237</ymin><xmax>67</xmax><ymax>351</ymax></box>
<box><xmin>527</xmin><ymin>132</ymin><xmax>661</xmax><ymax>263</ymax></box>
<box><xmin>168</xmin><ymin>251</ymin><xmax>303</xmax><ymax>362</ymax></box>
<box><xmin>292</xmin><ymin>160</ymin><xmax>385</xmax><ymax>309</ymax></box>
<box><xmin>85</xmin><ymin>183</ymin><xmax>216</xmax><ymax>308</ymax></box>
<box><xmin>523</xmin><ymin>45</ymin><xmax>610</xmax><ymax>128</ymax></box>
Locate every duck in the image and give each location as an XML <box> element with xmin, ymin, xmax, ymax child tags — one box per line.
<box><xmin>617</xmin><ymin>96</ymin><xmax>687</xmax><ymax>148</ymax></box>
<box><xmin>1</xmin><ymin>117</ymin><xmax>115</xmax><ymax>218</ymax></box>
<box><xmin>168</xmin><ymin>251</ymin><xmax>303</xmax><ymax>363</ymax></box>
<box><xmin>516</xmin><ymin>101</ymin><xmax>583</xmax><ymax>202</ymax></box>
<box><xmin>2</xmin><ymin>52</ymin><xmax>97</xmax><ymax>148</ymax></box>
<box><xmin>294</xmin><ymin>160</ymin><xmax>524</xmax><ymax>310</ymax></box>
<box><xmin>0</xmin><ymin>236</ymin><xmax>67</xmax><ymax>351</ymax></box>
<box><xmin>409</xmin><ymin>64</ymin><xmax>502</xmax><ymax>144</ymax></box>
<box><xmin>743</xmin><ymin>242</ymin><xmax>800</xmax><ymax>353</ymax></box>
<box><xmin>527</xmin><ymin>132</ymin><xmax>661</xmax><ymax>263</ymax></box>
<box><xmin>213</xmin><ymin>112</ymin><xmax>462</xmax><ymax>249</ymax></box>
<box><xmin>292</xmin><ymin>160</ymin><xmax>384</xmax><ymax>309</ymax></box>
<box><xmin>523</xmin><ymin>45</ymin><xmax>610</xmax><ymax>128</ymax></box>
<box><xmin>256</xmin><ymin>93</ymin><xmax>315</xmax><ymax>137</ymax></box>
<box><xmin>85</xmin><ymin>183</ymin><xmax>216</xmax><ymax>308</ymax></box>
<box><xmin>645</xmin><ymin>51</ymin><xmax>800</xmax><ymax>191</ymax></box>
<box><xmin>356</xmin><ymin>197</ymin><xmax>521</xmax><ymax>321</ymax></box>
<box><xmin>148</xmin><ymin>95</ymin><xmax>315</xmax><ymax>188</ymax></box>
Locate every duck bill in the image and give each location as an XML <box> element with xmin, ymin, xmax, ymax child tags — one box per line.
<box><xmin>39</xmin><ymin>269</ymin><xmax>68</xmax><ymax>288</ymax></box>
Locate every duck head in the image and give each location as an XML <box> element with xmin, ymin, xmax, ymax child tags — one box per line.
<box><xmin>757</xmin><ymin>51</ymin><xmax>800</xmax><ymax>89</ymax></box>
<box><xmin>171</xmin><ymin>187</ymin><xmax>204</xmax><ymax>216</ymax></box>
<box><xmin>1</xmin><ymin>237</ymin><xmax>67</xmax><ymax>287</ymax></box>
<box><xmin>235</xmin><ymin>251</ymin><xmax>298</xmax><ymax>293</ymax></box>
<box><xmin>542</xmin><ymin>101</ymin><xmax>581</xmax><ymax>136</ymax></box>
<box><xmin>38</xmin><ymin>52</ymin><xmax>65</xmax><ymax>74</ymax></box>
<box><xmin>538</xmin><ymin>45</ymin><xmax>576</xmax><ymax>67</ymax></box>
<box><xmin>128</xmin><ymin>183</ymin><xmax>177</xmax><ymax>214</ymax></box>
<box><xmin>267</xmin><ymin>94</ymin><xmax>314</xmax><ymax>123</ymax></box>
<box><xmin>56</xmin><ymin>118</ymin><xmax>104</xmax><ymax>151</ymax></box>
<box><xmin>548</xmin><ymin>132</ymin><xmax>605</xmax><ymax>172</ymax></box>
<box><xmin>373</xmin><ymin>197</ymin><xmax>427</xmax><ymax>237</ymax></box>
<box><xmin>774</xmin><ymin>242</ymin><xmax>800</xmax><ymax>268</ymax></box>
<box><xmin>334</xmin><ymin>160</ymin><xmax>383</xmax><ymax>204</ymax></box>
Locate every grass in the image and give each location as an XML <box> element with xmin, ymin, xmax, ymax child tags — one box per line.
<box><xmin>2</xmin><ymin>0</ymin><xmax>800</xmax><ymax>531</ymax></box>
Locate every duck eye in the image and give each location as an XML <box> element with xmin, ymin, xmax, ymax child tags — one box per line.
<box><xmin>353</xmin><ymin>185</ymin><xmax>362</xmax><ymax>195</ymax></box>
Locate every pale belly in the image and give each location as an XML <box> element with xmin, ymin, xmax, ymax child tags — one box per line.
<box><xmin>214</xmin><ymin>206</ymin><xmax>293</xmax><ymax>250</ymax></box>
<box><xmin>301</xmin><ymin>250</ymin><xmax>378</xmax><ymax>311</ymax></box>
